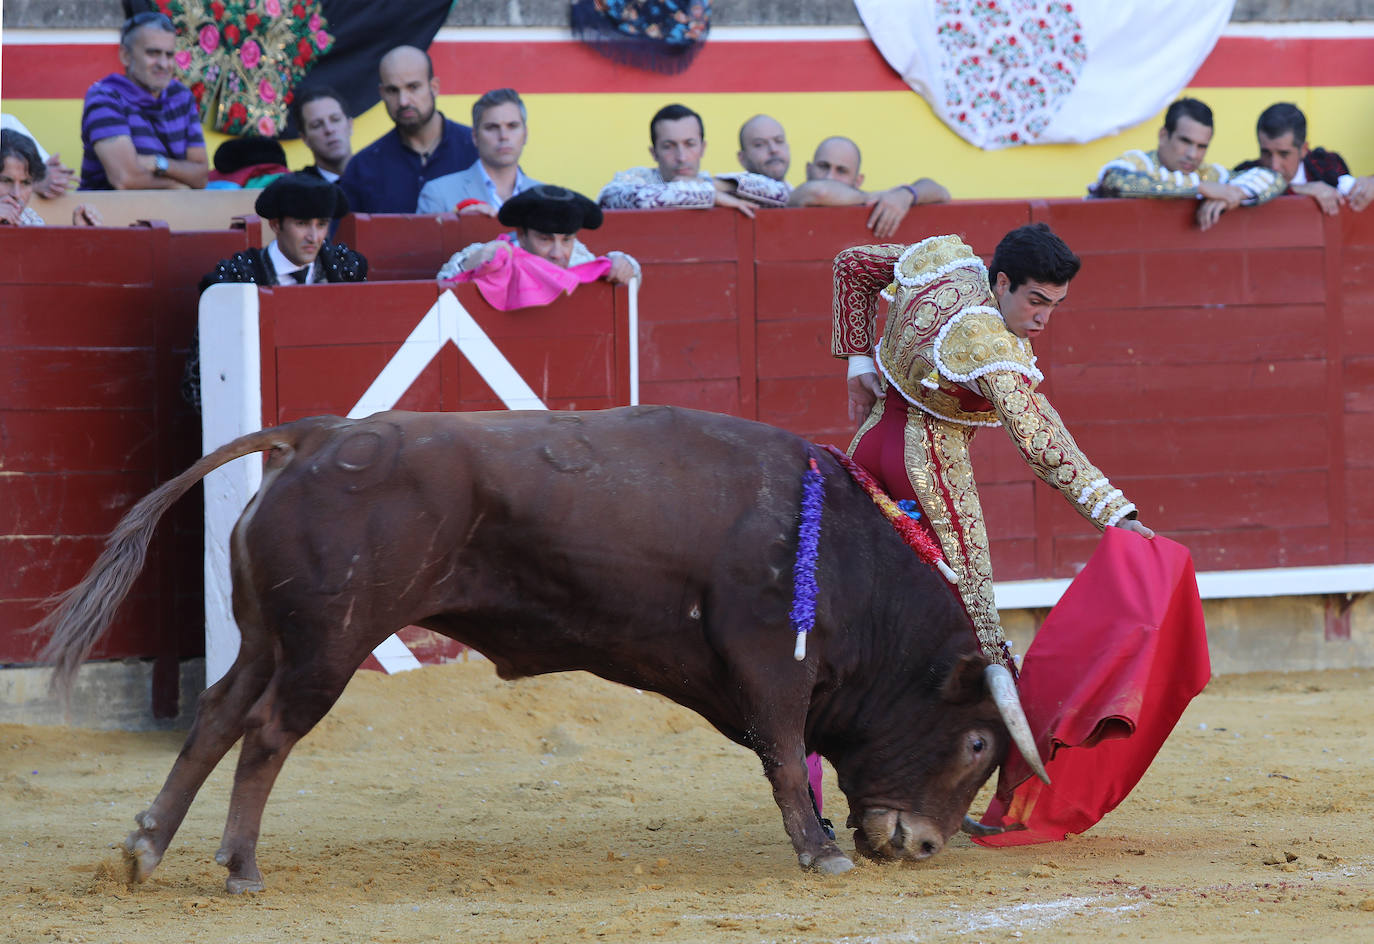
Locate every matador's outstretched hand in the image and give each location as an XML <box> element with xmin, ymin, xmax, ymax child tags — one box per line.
<box><xmin>1112</xmin><ymin>518</ymin><xmax>1155</xmax><ymax>540</ymax></box>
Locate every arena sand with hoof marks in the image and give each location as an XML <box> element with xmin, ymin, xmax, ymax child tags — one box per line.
<box><xmin>3</xmin><ymin>660</ymin><xmax>1372</xmax><ymax>944</ymax></box>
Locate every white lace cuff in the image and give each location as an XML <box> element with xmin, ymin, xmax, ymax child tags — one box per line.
<box><xmin>847</xmin><ymin>354</ymin><xmax>877</xmax><ymax>379</ymax></box>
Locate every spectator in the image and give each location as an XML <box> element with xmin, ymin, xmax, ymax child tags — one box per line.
<box><xmin>0</xmin><ymin>129</ymin><xmax>101</xmax><ymax>226</ymax></box>
<box><xmin>1</xmin><ymin>114</ymin><xmax>75</xmax><ymax>200</ymax></box>
<box><xmin>199</xmin><ymin>174</ymin><xmax>367</xmax><ymax>290</ymax></box>
<box><xmin>787</xmin><ymin>136</ymin><xmax>951</xmax><ymax>239</ymax></box>
<box><xmin>436</xmin><ymin>185</ymin><xmax>640</xmax><ymax>310</ymax></box>
<box><xmin>598</xmin><ymin>104</ymin><xmax>789</xmax><ymax>217</ymax></box>
<box><xmin>1234</xmin><ymin>102</ymin><xmax>1374</xmax><ymax>214</ymax></box>
<box><xmin>1090</xmin><ymin>97</ymin><xmax>1283</xmax><ymax>231</ymax></box>
<box><xmin>79</xmin><ymin>11</ymin><xmax>208</xmax><ymax>191</ymax></box>
<box><xmin>736</xmin><ymin>114</ymin><xmax>791</xmax><ymax>184</ymax></box>
<box><xmin>292</xmin><ymin>88</ymin><xmax>354</xmax><ymax>183</ymax></box>
<box><xmin>417</xmin><ymin>88</ymin><xmax>540</xmax><ymax>215</ymax></box>
<box><xmin>338</xmin><ymin>45</ymin><xmax>479</xmax><ymax>214</ymax></box>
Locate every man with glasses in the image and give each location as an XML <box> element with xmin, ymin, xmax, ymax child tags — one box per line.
<box><xmin>79</xmin><ymin>11</ymin><xmax>208</xmax><ymax>190</ymax></box>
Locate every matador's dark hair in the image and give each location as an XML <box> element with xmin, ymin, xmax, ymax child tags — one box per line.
<box><xmin>1164</xmin><ymin>97</ymin><xmax>1213</xmax><ymax>135</ymax></box>
<box><xmin>989</xmin><ymin>223</ymin><xmax>1081</xmax><ymax>291</ymax></box>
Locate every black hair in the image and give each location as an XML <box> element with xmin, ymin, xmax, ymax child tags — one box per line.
<box><xmin>1163</xmin><ymin>98</ymin><xmax>1213</xmax><ymax>135</ymax></box>
<box><xmin>989</xmin><ymin>223</ymin><xmax>1080</xmax><ymax>291</ymax></box>
<box><xmin>0</xmin><ymin>129</ymin><xmax>47</xmax><ymax>183</ymax></box>
<box><xmin>291</xmin><ymin>86</ymin><xmax>348</xmax><ymax>131</ymax></box>
<box><xmin>1256</xmin><ymin>102</ymin><xmax>1306</xmax><ymax>145</ymax></box>
<box><xmin>650</xmin><ymin>104</ymin><xmax>704</xmax><ymax>146</ymax></box>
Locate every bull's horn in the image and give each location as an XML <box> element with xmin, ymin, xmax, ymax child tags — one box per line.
<box><xmin>960</xmin><ymin>815</ymin><xmax>1027</xmax><ymax>837</ymax></box>
<box><xmin>985</xmin><ymin>663</ymin><xmax>1050</xmax><ymax>785</ymax></box>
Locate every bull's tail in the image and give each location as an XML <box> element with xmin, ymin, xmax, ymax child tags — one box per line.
<box><xmin>34</xmin><ymin>423</ymin><xmax>311</xmax><ymax>700</ymax></box>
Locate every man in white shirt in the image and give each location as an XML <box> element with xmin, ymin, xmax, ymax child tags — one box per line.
<box><xmin>292</xmin><ymin>88</ymin><xmax>353</xmax><ymax>184</ymax></box>
<box><xmin>598</xmin><ymin>103</ymin><xmax>789</xmax><ymax>216</ymax></box>
<box><xmin>736</xmin><ymin>114</ymin><xmax>791</xmax><ymax>184</ymax></box>
<box><xmin>417</xmin><ymin>88</ymin><xmax>540</xmax><ymax>215</ymax></box>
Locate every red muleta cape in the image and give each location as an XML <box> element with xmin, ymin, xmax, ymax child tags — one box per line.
<box><xmin>975</xmin><ymin>527</ymin><xmax>1211</xmax><ymax>846</ymax></box>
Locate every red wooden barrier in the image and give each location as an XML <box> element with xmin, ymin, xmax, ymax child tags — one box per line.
<box><xmin>256</xmin><ymin>280</ymin><xmax>628</xmax><ymax>421</ymax></box>
<box><xmin>4</xmin><ymin>197</ymin><xmax>1373</xmax><ymax>683</ymax></box>
<box><xmin>0</xmin><ymin>224</ymin><xmax>249</xmax><ymax>708</ymax></box>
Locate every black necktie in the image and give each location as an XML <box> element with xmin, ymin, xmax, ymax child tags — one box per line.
<box><xmin>289</xmin><ymin>267</ymin><xmax>309</xmax><ymax>284</ymax></box>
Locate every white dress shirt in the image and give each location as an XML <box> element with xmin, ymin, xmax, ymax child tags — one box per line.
<box><xmin>267</xmin><ymin>239</ymin><xmax>314</xmax><ymax>284</ymax></box>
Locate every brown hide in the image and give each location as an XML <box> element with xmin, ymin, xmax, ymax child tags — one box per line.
<box><xmin>41</xmin><ymin>406</ymin><xmax>1008</xmax><ymax>891</ymax></box>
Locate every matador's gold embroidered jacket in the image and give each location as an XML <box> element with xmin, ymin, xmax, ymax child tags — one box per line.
<box><xmin>1091</xmin><ymin>148</ymin><xmax>1285</xmax><ymax>202</ymax></box>
<box><xmin>831</xmin><ymin>236</ymin><xmax>1137</xmax><ymax>661</ymax></box>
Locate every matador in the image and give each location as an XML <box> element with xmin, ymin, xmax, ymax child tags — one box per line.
<box><xmin>831</xmin><ymin>224</ymin><xmax>1154</xmax><ymax>665</ymax></box>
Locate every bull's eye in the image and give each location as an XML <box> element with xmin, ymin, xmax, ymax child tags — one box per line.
<box><xmin>970</xmin><ymin>736</ymin><xmax>986</xmax><ymax>754</ymax></box>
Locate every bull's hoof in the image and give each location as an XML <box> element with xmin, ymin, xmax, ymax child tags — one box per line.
<box><xmin>814</xmin><ymin>853</ymin><xmax>855</xmax><ymax>875</ymax></box>
<box><xmin>123</xmin><ymin>830</ymin><xmax>163</xmax><ymax>882</ymax></box>
<box><xmin>226</xmin><ymin>875</ymin><xmax>266</xmax><ymax>895</ymax></box>
<box><xmin>798</xmin><ymin>850</ymin><xmax>855</xmax><ymax>874</ymax></box>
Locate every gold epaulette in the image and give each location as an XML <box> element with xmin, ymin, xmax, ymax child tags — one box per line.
<box><xmin>932</xmin><ymin>307</ymin><xmax>1042</xmax><ymax>385</ymax></box>
<box><xmin>892</xmin><ymin>235</ymin><xmax>983</xmax><ymax>290</ymax></box>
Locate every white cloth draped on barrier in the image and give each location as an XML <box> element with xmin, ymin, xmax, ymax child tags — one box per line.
<box><xmin>854</xmin><ymin>0</ymin><xmax>1235</xmax><ymax>150</ymax></box>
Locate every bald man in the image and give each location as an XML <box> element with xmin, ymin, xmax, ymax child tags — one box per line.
<box><xmin>788</xmin><ymin>135</ymin><xmax>950</xmax><ymax>239</ymax></box>
<box><xmin>339</xmin><ymin>45</ymin><xmax>478</xmax><ymax>214</ymax></box>
<box><xmin>736</xmin><ymin>114</ymin><xmax>791</xmax><ymax>183</ymax></box>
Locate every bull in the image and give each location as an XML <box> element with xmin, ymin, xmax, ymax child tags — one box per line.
<box><xmin>37</xmin><ymin>406</ymin><xmax>1046</xmax><ymax>893</ymax></box>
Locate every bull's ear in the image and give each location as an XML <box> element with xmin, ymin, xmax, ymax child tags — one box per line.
<box><xmin>940</xmin><ymin>651</ymin><xmax>990</xmax><ymax>704</ymax></box>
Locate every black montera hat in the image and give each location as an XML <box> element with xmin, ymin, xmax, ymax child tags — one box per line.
<box><xmin>212</xmin><ymin>135</ymin><xmax>287</xmax><ymax>173</ymax></box>
<box><xmin>254</xmin><ymin>172</ymin><xmax>350</xmax><ymax>220</ymax></box>
<box><xmin>497</xmin><ymin>184</ymin><xmax>602</xmax><ymax>234</ymax></box>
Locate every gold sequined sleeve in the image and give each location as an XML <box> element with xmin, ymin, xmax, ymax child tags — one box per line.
<box><xmin>1227</xmin><ymin>165</ymin><xmax>1286</xmax><ymax>205</ymax></box>
<box><xmin>977</xmin><ymin>371</ymin><xmax>1138</xmax><ymax>529</ymax></box>
<box><xmin>831</xmin><ymin>244</ymin><xmax>902</xmax><ymax>358</ymax></box>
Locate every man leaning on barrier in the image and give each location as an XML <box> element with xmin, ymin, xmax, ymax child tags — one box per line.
<box><xmin>436</xmin><ymin>184</ymin><xmax>639</xmax><ymax>310</ymax></box>
<box><xmin>1234</xmin><ymin>102</ymin><xmax>1374</xmax><ymax>215</ymax></box>
<box><xmin>1089</xmin><ymin>97</ymin><xmax>1283</xmax><ymax>231</ymax></box>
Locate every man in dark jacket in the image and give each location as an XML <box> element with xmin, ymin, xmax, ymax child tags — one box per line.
<box><xmin>200</xmin><ymin>172</ymin><xmax>367</xmax><ymax>291</ymax></box>
<box><xmin>191</xmin><ymin>173</ymin><xmax>367</xmax><ymax>410</ymax></box>
<box><xmin>1235</xmin><ymin>102</ymin><xmax>1374</xmax><ymax>214</ymax></box>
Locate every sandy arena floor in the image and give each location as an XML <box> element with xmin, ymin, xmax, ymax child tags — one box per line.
<box><xmin>3</xmin><ymin>660</ymin><xmax>1372</xmax><ymax>943</ymax></box>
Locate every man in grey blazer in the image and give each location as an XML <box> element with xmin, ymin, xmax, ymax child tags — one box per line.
<box><xmin>416</xmin><ymin>88</ymin><xmax>539</xmax><ymax>215</ymax></box>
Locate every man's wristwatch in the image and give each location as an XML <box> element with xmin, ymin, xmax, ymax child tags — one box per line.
<box><xmin>154</xmin><ymin>155</ymin><xmax>169</xmax><ymax>177</ymax></box>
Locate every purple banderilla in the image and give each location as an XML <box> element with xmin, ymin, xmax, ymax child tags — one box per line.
<box><xmin>790</xmin><ymin>455</ymin><xmax>825</xmax><ymax>660</ymax></box>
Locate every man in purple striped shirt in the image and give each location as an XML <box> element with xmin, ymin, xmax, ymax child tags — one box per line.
<box><xmin>79</xmin><ymin>11</ymin><xmax>208</xmax><ymax>191</ymax></box>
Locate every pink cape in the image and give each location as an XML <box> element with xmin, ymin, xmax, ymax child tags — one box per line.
<box><xmin>440</xmin><ymin>237</ymin><xmax>611</xmax><ymax>310</ymax></box>
<box><xmin>975</xmin><ymin>527</ymin><xmax>1211</xmax><ymax>846</ymax></box>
